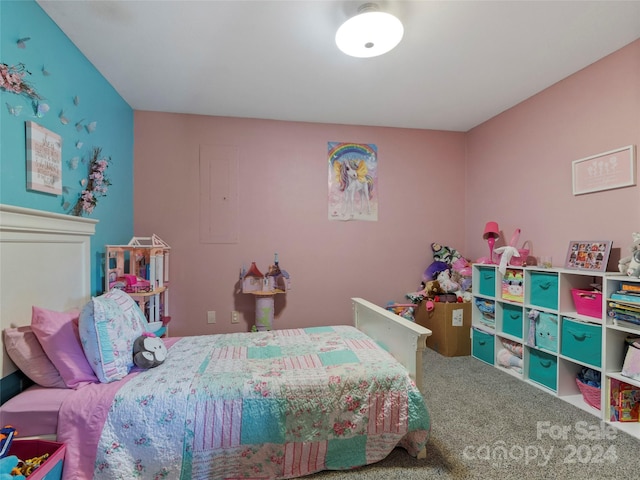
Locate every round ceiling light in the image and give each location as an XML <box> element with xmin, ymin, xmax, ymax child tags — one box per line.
<box><xmin>335</xmin><ymin>3</ymin><xmax>404</xmax><ymax>58</ymax></box>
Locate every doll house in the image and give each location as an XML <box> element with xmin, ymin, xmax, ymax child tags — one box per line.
<box><xmin>104</xmin><ymin>234</ymin><xmax>171</xmax><ymax>331</ymax></box>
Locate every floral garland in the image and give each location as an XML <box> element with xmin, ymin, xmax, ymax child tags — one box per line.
<box><xmin>0</xmin><ymin>62</ymin><xmax>41</xmax><ymax>99</ymax></box>
<box><xmin>72</xmin><ymin>147</ymin><xmax>111</xmax><ymax>216</ymax></box>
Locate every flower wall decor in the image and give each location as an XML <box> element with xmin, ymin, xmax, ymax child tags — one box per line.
<box><xmin>0</xmin><ymin>62</ymin><xmax>42</xmax><ymax>99</ymax></box>
<box><xmin>71</xmin><ymin>146</ymin><xmax>111</xmax><ymax>216</ymax></box>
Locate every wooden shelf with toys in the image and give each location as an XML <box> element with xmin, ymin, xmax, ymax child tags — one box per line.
<box><xmin>104</xmin><ymin>234</ymin><xmax>171</xmax><ymax>336</ymax></box>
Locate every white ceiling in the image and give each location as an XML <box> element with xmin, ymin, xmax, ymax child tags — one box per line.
<box><xmin>37</xmin><ymin>0</ymin><xmax>640</xmax><ymax>132</ymax></box>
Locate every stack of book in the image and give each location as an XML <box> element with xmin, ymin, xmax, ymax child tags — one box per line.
<box><xmin>610</xmin><ymin>282</ymin><xmax>640</xmax><ymax>327</ymax></box>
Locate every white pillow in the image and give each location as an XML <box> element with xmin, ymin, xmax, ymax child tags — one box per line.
<box><xmin>78</xmin><ymin>289</ymin><xmax>147</xmax><ymax>383</ymax></box>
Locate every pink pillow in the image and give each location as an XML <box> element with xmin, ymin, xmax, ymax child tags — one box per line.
<box><xmin>31</xmin><ymin>306</ymin><xmax>98</xmax><ymax>389</ymax></box>
<box><xmin>3</xmin><ymin>326</ymin><xmax>67</xmax><ymax>388</ymax></box>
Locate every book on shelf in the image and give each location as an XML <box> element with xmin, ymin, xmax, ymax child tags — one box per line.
<box><xmin>621</xmin><ymin>283</ymin><xmax>640</xmax><ymax>293</ymax></box>
<box><xmin>611</xmin><ymin>292</ymin><xmax>640</xmax><ymax>304</ymax></box>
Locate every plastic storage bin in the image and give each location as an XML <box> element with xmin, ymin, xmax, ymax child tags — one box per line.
<box><xmin>571</xmin><ymin>289</ymin><xmax>603</xmax><ymax>319</ymax></box>
<box><xmin>561</xmin><ymin>317</ymin><xmax>602</xmax><ymax>367</ymax></box>
<box><xmin>472</xmin><ymin>328</ymin><xmax>494</xmax><ymax>364</ymax></box>
<box><xmin>528</xmin><ymin>271</ymin><xmax>558</xmax><ymax>310</ymax></box>
<box><xmin>528</xmin><ymin>348</ymin><xmax>557</xmax><ymax>391</ymax></box>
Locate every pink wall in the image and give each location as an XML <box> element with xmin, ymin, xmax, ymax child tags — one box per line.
<box><xmin>134</xmin><ymin>116</ymin><xmax>466</xmax><ymax>335</ymax></box>
<box><xmin>135</xmin><ymin>39</ymin><xmax>639</xmax><ymax>336</ymax></box>
<box><xmin>465</xmin><ymin>39</ymin><xmax>640</xmax><ymax>266</ymax></box>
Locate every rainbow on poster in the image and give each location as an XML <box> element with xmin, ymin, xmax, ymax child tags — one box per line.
<box><xmin>328</xmin><ymin>142</ymin><xmax>378</xmax><ymax>221</ymax></box>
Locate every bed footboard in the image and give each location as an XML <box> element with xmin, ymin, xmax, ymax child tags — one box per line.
<box><xmin>352</xmin><ymin>298</ymin><xmax>431</xmax><ymax>394</ymax></box>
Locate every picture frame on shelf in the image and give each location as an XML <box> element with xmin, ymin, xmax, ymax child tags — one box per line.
<box><xmin>572</xmin><ymin>145</ymin><xmax>636</xmax><ymax>195</ymax></box>
<box><xmin>564</xmin><ymin>240</ymin><xmax>612</xmax><ymax>272</ymax></box>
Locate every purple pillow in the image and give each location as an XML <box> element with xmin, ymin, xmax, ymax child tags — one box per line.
<box><xmin>31</xmin><ymin>306</ymin><xmax>98</xmax><ymax>389</ymax></box>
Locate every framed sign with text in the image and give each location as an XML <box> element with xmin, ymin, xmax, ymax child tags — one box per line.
<box><xmin>26</xmin><ymin>121</ymin><xmax>62</xmax><ymax>195</ymax></box>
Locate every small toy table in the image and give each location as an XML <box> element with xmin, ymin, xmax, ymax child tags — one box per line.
<box><xmin>246</xmin><ymin>289</ymin><xmax>285</xmax><ymax>331</ymax></box>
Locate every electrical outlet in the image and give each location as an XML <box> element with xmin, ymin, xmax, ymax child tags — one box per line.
<box><xmin>231</xmin><ymin>311</ymin><xmax>240</xmax><ymax>324</ymax></box>
<box><xmin>207</xmin><ymin>310</ymin><xmax>216</xmax><ymax>324</ymax></box>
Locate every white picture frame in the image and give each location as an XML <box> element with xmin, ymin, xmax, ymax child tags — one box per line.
<box><xmin>26</xmin><ymin>121</ymin><xmax>63</xmax><ymax>195</ymax></box>
<box><xmin>572</xmin><ymin>145</ymin><xmax>636</xmax><ymax>195</ymax></box>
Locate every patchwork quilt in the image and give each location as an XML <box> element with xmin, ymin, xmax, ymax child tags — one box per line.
<box><xmin>59</xmin><ymin>326</ymin><xmax>430</xmax><ymax>479</ymax></box>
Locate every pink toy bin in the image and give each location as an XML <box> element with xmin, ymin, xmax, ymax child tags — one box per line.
<box><xmin>571</xmin><ymin>289</ymin><xmax>603</xmax><ymax>319</ymax></box>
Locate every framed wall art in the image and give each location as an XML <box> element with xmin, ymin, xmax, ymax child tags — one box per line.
<box><xmin>26</xmin><ymin>121</ymin><xmax>63</xmax><ymax>195</ymax></box>
<box><xmin>564</xmin><ymin>240</ymin><xmax>612</xmax><ymax>272</ymax></box>
<box><xmin>572</xmin><ymin>145</ymin><xmax>636</xmax><ymax>195</ymax></box>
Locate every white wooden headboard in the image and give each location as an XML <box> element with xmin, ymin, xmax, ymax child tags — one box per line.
<box><xmin>0</xmin><ymin>204</ymin><xmax>97</xmax><ymax>378</ymax></box>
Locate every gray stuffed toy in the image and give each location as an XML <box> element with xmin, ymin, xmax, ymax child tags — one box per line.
<box><xmin>133</xmin><ymin>333</ymin><xmax>167</xmax><ymax>369</ymax></box>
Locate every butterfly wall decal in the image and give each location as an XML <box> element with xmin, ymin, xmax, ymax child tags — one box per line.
<box><xmin>17</xmin><ymin>37</ymin><xmax>31</xmax><ymax>49</ymax></box>
<box><xmin>73</xmin><ymin>96</ymin><xmax>80</xmax><ymax>106</ymax></box>
<box><xmin>85</xmin><ymin>121</ymin><xmax>97</xmax><ymax>133</ymax></box>
<box><xmin>59</xmin><ymin>110</ymin><xmax>69</xmax><ymax>124</ymax></box>
<box><xmin>32</xmin><ymin>101</ymin><xmax>49</xmax><ymax>118</ymax></box>
<box><xmin>5</xmin><ymin>103</ymin><xmax>22</xmax><ymax>116</ymax></box>
<box><xmin>42</xmin><ymin>65</ymin><xmax>50</xmax><ymax>76</ymax></box>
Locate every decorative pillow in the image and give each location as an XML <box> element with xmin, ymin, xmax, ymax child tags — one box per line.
<box><xmin>31</xmin><ymin>306</ymin><xmax>98</xmax><ymax>389</ymax></box>
<box><xmin>3</xmin><ymin>326</ymin><xmax>66</xmax><ymax>388</ymax></box>
<box><xmin>78</xmin><ymin>289</ymin><xmax>147</xmax><ymax>383</ymax></box>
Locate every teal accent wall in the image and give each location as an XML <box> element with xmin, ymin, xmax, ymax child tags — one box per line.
<box><xmin>0</xmin><ymin>0</ymin><xmax>134</xmax><ymax>295</ymax></box>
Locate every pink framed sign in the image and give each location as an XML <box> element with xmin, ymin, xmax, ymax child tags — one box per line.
<box><xmin>572</xmin><ymin>145</ymin><xmax>636</xmax><ymax>196</ymax></box>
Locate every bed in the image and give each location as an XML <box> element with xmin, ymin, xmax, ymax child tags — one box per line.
<box><xmin>0</xmin><ymin>204</ymin><xmax>432</xmax><ymax>479</ymax></box>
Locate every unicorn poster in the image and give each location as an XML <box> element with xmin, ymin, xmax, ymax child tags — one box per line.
<box><xmin>328</xmin><ymin>142</ymin><xmax>378</xmax><ymax>221</ymax></box>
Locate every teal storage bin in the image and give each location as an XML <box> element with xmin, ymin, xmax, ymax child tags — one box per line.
<box><xmin>528</xmin><ymin>348</ymin><xmax>557</xmax><ymax>391</ymax></box>
<box><xmin>472</xmin><ymin>328</ymin><xmax>494</xmax><ymax>365</ymax></box>
<box><xmin>502</xmin><ymin>303</ymin><xmax>523</xmax><ymax>338</ymax></box>
<box><xmin>478</xmin><ymin>267</ymin><xmax>496</xmax><ymax>297</ymax></box>
<box><xmin>561</xmin><ymin>318</ymin><xmax>602</xmax><ymax>367</ymax></box>
<box><xmin>529</xmin><ymin>271</ymin><xmax>559</xmax><ymax>310</ymax></box>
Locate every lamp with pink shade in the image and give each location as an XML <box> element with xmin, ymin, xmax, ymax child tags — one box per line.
<box><xmin>477</xmin><ymin>221</ymin><xmax>500</xmax><ymax>264</ymax></box>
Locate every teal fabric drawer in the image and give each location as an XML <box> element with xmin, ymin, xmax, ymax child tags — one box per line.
<box><xmin>478</xmin><ymin>267</ymin><xmax>496</xmax><ymax>297</ymax></box>
<box><xmin>472</xmin><ymin>328</ymin><xmax>494</xmax><ymax>364</ymax></box>
<box><xmin>528</xmin><ymin>348</ymin><xmax>557</xmax><ymax>391</ymax></box>
<box><xmin>529</xmin><ymin>271</ymin><xmax>558</xmax><ymax>310</ymax></box>
<box><xmin>561</xmin><ymin>318</ymin><xmax>602</xmax><ymax>367</ymax></box>
<box><xmin>502</xmin><ymin>303</ymin><xmax>523</xmax><ymax>338</ymax></box>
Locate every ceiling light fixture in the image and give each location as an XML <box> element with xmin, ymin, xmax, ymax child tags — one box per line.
<box><xmin>335</xmin><ymin>3</ymin><xmax>404</xmax><ymax>58</ymax></box>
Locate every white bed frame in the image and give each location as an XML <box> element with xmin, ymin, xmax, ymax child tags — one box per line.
<box><xmin>0</xmin><ymin>205</ymin><xmax>431</xmax><ymax>395</ymax></box>
<box><xmin>0</xmin><ymin>204</ymin><xmax>97</xmax><ymax>379</ymax></box>
<box><xmin>352</xmin><ymin>298</ymin><xmax>430</xmax><ymax>393</ymax></box>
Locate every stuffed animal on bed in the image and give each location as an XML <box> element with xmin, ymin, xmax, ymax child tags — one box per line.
<box><xmin>133</xmin><ymin>332</ymin><xmax>167</xmax><ymax>369</ymax></box>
